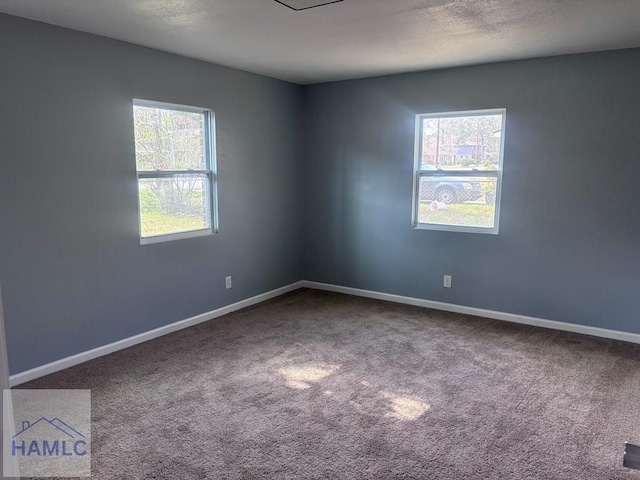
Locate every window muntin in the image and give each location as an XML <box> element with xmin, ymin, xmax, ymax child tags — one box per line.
<box><xmin>133</xmin><ymin>100</ymin><xmax>217</xmax><ymax>244</ymax></box>
<box><xmin>412</xmin><ymin>109</ymin><xmax>505</xmax><ymax>234</ymax></box>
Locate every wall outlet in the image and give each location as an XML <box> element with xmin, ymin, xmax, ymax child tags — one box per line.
<box><xmin>225</xmin><ymin>276</ymin><xmax>232</xmax><ymax>289</ymax></box>
<box><xmin>443</xmin><ymin>275</ymin><xmax>452</xmax><ymax>288</ymax></box>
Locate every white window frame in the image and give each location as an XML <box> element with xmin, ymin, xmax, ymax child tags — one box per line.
<box><xmin>411</xmin><ymin>108</ymin><xmax>506</xmax><ymax>235</ymax></box>
<box><xmin>133</xmin><ymin>99</ymin><xmax>219</xmax><ymax>245</ymax></box>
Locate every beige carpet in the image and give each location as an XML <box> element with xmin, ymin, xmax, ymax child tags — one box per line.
<box><xmin>21</xmin><ymin>289</ymin><xmax>640</xmax><ymax>479</ymax></box>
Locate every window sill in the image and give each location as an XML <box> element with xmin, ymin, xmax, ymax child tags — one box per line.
<box><xmin>412</xmin><ymin>223</ymin><xmax>499</xmax><ymax>235</ymax></box>
<box><xmin>140</xmin><ymin>228</ymin><xmax>214</xmax><ymax>245</ymax></box>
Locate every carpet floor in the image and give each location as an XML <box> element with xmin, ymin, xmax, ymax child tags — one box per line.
<box><xmin>21</xmin><ymin>289</ymin><xmax>640</xmax><ymax>479</ymax></box>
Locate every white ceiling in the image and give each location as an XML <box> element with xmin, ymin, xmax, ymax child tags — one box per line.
<box><xmin>0</xmin><ymin>0</ymin><xmax>639</xmax><ymax>84</ymax></box>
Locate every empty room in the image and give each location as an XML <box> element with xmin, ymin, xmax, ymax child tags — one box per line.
<box><xmin>1</xmin><ymin>0</ymin><xmax>640</xmax><ymax>478</ymax></box>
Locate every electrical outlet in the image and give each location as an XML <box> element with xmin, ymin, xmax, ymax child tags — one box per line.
<box><xmin>443</xmin><ymin>275</ymin><xmax>452</xmax><ymax>288</ymax></box>
<box><xmin>225</xmin><ymin>276</ymin><xmax>232</xmax><ymax>289</ymax></box>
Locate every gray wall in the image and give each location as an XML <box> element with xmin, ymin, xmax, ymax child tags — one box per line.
<box><xmin>0</xmin><ymin>14</ymin><xmax>304</xmax><ymax>374</ymax></box>
<box><xmin>303</xmin><ymin>49</ymin><xmax>640</xmax><ymax>334</ymax></box>
<box><xmin>2</xmin><ymin>13</ymin><xmax>639</xmax><ymax>376</ymax></box>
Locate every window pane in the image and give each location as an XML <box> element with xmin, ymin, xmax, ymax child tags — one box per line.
<box><xmin>138</xmin><ymin>174</ymin><xmax>210</xmax><ymax>238</ymax></box>
<box><xmin>133</xmin><ymin>106</ymin><xmax>206</xmax><ymax>171</ymax></box>
<box><xmin>421</xmin><ymin>114</ymin><xmax>503</xmax><ymax>171</ymax></box>
<box><xmin>418</xmin><ymin>176</ymin><xmax>497</xmax><ymax>229</ymax></box>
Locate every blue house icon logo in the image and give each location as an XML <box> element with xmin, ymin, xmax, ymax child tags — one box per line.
<box><xmin>12</xmin><ymin>418</ymin><xmax>88</xmax><ymax>457</ymax></box>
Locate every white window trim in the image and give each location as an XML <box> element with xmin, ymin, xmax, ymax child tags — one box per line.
<box><xmin>139</xmin><ymin>228</ymin><xmax>213</xmax><ymax>245</ymax></box>
<box><xmin>411</xmin><ymin>108</ymin><xmax>506</xmax><ymax>235</ymax></box>
<box><xmin>133</xmin><ymin>99</ymin><xmax>219</xmax><ymax>245</ymax></box>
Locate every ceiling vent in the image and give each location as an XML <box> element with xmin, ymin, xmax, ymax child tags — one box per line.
<box><xmin>274</xmin><ymin>0</ymin><xmax>344</xmax><ymax>11</ymax></box>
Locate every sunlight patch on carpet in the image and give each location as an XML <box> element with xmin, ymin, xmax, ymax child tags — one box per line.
<box><xmin>279</xmin><ymin>364</ymin><xmax>340</xmax><ymax>390</ymax></box>
<box><xmin>383</xmin><ymin>393</ymin><xmax>430</xmax><ymax>421</ymax></box>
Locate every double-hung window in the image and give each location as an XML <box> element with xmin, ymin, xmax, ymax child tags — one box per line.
<box><xmin>412</xmin><ymin>109</ymin><xmax>506</xmax><ymax>234</ymax></box>
<box><xmin>133</xmin><ymin>100</ymin><xmax>217</xmax><ymax>244</ymax></box>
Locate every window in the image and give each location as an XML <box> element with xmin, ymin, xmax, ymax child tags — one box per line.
<box><xmin>133</xmin><ymin>100</ymin><xmax>217</xmax><ymax>244</ymax></box>
<box><xmin>412</xmin><ymin>109</ymin><xmax>505</xmax><ymax>234</ymax></box>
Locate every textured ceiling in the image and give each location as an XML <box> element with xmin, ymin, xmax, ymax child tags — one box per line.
<box><xmin>0</xmin><ymin>0</ymin><xmax>639</xmax><ymax>84</ymax></box>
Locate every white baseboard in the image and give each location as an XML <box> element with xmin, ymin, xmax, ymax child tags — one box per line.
<box><xmin>302</xmin><ymin>281</ymin><xmax>640</xmax><ymax>345</ymax></box>
<box><xmin>10</xmin><ymin>281</ymin><xmax>304</xmax><ymax>386</ymax></box>
<box><xmin>10</xmin><ymin>279</ymin><xmax>639</xmax><ymax>386</ymax></box>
